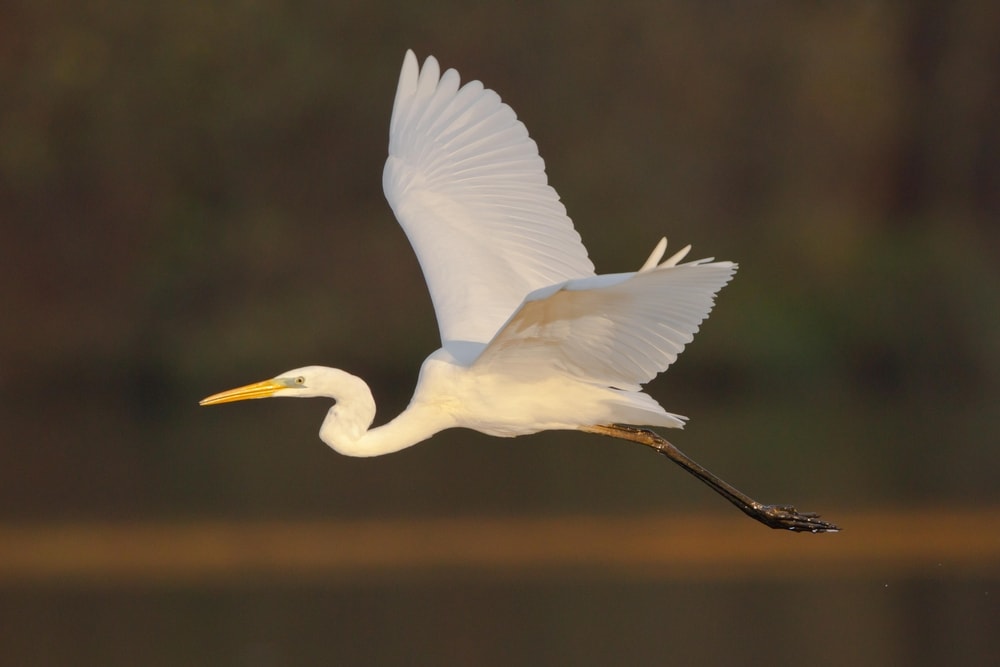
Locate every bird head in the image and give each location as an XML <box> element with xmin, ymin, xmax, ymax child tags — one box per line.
<box><xmin>199</xmin><ymin>366</ymin><xmax>344</xmax><ymax>405</ymax></box>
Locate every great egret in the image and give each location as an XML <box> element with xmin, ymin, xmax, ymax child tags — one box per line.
<box><xmin>201</xmin><ymin>51</ymin><xmax>837</xmax><ymax>533</ymax></box>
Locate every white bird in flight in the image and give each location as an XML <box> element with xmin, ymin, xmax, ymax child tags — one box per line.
<box><xmin>201</xmin><ymin>51</ymin><xmax>837</xmax><ymax>532</ymax></box>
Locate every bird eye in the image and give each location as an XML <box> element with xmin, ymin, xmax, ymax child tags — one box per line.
<box><xmin>295</xmin><ymin>376</ymin><xmax>305</xmax><ymax>385</ymax></box>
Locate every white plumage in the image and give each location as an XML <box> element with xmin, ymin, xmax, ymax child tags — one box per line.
<box><xmin>200</xmin><ymin>51</ymin><xmax>841</xmax><ymax>533</ymax></box>
<box><xmin>384</xmin><ymin>50</ymin><xmax>596</xmax><ymax>347</ymax></box>
<box><xmin>203</xmin><ymin>49</ymin><xmax>735</xmax><ymax>455</ymax></box>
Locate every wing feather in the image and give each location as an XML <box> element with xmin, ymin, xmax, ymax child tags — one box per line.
<box><xmin>384</xmin><ymin>51</ymin><xmax>594</xmax><ymax>349</ymax></box>
<box><xmin>475</xmin><ymin>255</ymin><xmax>737</xmax><ymax>391</ymax></box>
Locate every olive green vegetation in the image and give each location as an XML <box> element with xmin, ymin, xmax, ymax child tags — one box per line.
<box><xmin>1</xmin><ymin>1</ymin><xmax>998</xmax><ymax>664</ymax></box>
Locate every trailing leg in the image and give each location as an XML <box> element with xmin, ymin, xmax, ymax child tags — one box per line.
<box><xmin>584</xmin><ymin>424</ymin><xmax>839</xmax><ymax>533</ymax></box>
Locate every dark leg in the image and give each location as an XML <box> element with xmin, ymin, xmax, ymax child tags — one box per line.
<box><xmin>584</xmin><ymin>424</ymin><xmax>839</xmax><ymax>533</ymax></box>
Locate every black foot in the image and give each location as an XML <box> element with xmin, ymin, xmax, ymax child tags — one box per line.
<box><xmin>750</xmin><ymin>503</ymin><xmax>840</xmax><ymax>533</ymax></box>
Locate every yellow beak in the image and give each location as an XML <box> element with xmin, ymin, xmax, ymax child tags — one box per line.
<box><xmin>199</xmin><ymin>379</ymin><xmax>287</xmax><ymax>406</ymax></box>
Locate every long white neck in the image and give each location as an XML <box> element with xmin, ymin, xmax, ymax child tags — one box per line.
<box><xmin>316</xmin><ymin>372</ymin><xmax>448</xmax><ymax>457</ymax></box>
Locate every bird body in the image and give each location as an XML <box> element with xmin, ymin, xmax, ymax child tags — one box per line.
<box><xmin>319</xmin><ymin>332</ymin><xmax>682</xmax><ymax>457</ymax></box>
<box><xmin>207</xmin><ymin>240</ymin><xmax>734</xmax><ymax>457</ymax></box>
<box><xmin>203</xmin><ymin>50</ymin><xmax>734</xmax><ymax>455</ymax></box>
<box><xmin>201</xmin><ymin>51</ymin><xmax>839</xmax><ymax>532</ymax></box>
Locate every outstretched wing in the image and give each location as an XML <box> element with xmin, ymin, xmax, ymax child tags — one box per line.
<box><xmin>475</xmin><ymin>249</ymin><xmax>737</xmax><ymax>391</ymax></box>
<box><xmin>383</xmin><ymin>51</ymin><xmax>595</xmax><ymax>350</ymax></box>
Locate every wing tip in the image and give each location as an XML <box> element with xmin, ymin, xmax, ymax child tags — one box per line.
<box><xmin>399</xmin><ymin>49</ymin><xmax>420</xmax><ymax>90</ymax></box>
<box><xmin>639</xmin><ymin>237</ymin><xmax>668</xmax><ymax>272</ymax></box>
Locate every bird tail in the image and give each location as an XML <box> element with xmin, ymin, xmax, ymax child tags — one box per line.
<box><xmin>601</xmin><ymin>388</ymin><xmax>687</xmax><ymax>429</ymax></box>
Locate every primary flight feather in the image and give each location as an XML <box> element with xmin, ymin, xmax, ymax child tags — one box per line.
<box><xmin>201</xmin><ymin>51</ymin><xmax>838</xmax><ymax>533</ymax></box>
<box><xmin>384</xmin><ymin>50</ymin><xmax>595</xmax><ymax>348</ymax></box>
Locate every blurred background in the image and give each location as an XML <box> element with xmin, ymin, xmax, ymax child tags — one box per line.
<box><xmin>2</xmin><ymin>1</ymin><xmax>998</xmax><ymax>665</ymax></box>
